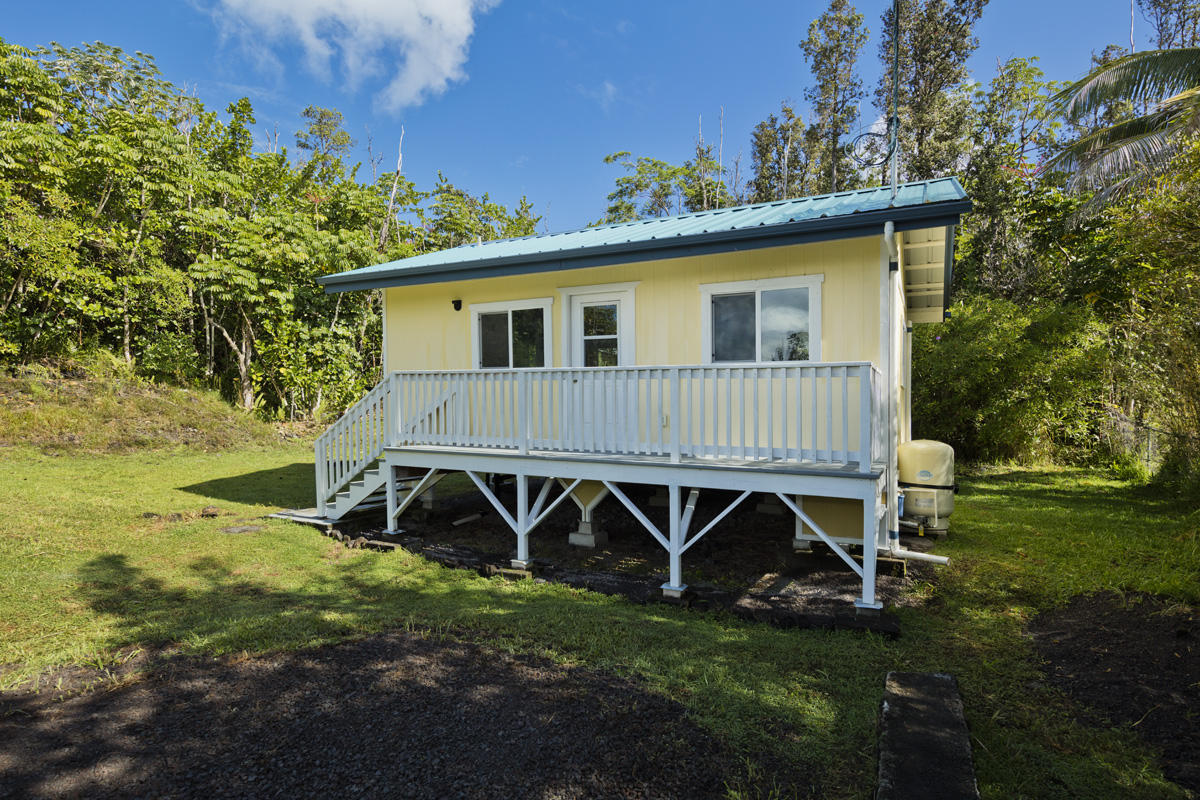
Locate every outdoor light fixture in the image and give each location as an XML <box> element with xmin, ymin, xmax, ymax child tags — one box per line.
<box><xmin>452</xmin><ymin>299</ymin><xmax>462</xmax><ymax>311</ymax></box>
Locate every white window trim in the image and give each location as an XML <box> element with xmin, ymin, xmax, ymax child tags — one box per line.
<box><xmin>556</xmin><ymin>281</ymin><xmax>639</xmax><ymax>367</ymax></box>
<box><xmin>469</xmin><ymin>297</ymin><xmax>554</xmax><ymax>369</ymax></box>
<box><xmin>700</xmin><ymin>274</ymin><xmax>824</xmax><ymax>364</ymax></box>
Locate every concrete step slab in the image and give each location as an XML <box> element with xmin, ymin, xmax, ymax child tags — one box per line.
<box><xmin>877</xmin><ymin>672</ymin><xmax>979</xmax><ymax>800</ymax></box>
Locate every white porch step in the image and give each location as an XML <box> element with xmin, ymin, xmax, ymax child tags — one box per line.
<box><xmin>325</xmin><ymin>464</ymin><xmax>426</xmax><ymax>520</ymax></box>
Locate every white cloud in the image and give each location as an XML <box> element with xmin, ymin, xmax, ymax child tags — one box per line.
<box><xmin>574</xmin><ymin>79</ymin><xmax>618</xmax><ymax>113</ymax></box>
<box><xmin>212</xmin><ymin>0</ymin><xmax>499</xmax><ymax>112</ymax></box>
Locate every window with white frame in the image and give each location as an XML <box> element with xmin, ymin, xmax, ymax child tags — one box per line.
<box><xmin>470</xmin><ymin>298</ymin><xmax>554</xmax><ymax>369</ymax></box>
<box><xmin>700</xmin><ymin>275</ymin><xmax>823</xmax><ymax>363</ymax></box>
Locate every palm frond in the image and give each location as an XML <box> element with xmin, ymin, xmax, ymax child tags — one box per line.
<box><xmin>1066</xmin><ymin>128</ymin><xmax>1177</xmax><ymax>193</ymax></box>
<box><xmin>1078</xmin><ymin>168</ymin><xmax>1162</xmax><ymax>211</ymax></box>
<box><xmin>1050</xmin><ymin>47</ymin><xmax>1200</xmax><ymax>120</ymax></box>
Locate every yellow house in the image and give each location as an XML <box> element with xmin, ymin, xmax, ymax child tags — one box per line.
<box><xmin>315</xmin><ymin>178</ymin><xmax>970</xmax><ymax>611</ymax></box>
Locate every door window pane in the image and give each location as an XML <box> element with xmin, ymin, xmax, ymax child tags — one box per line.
<box><xmin>584</xmin><ymin>339</ymin><xmax>619</xmax><ymax>367</ymax></box>
<box><xmin>511</xmin><ymin>308</ymin><xmax>545</xmax><ymax>368</ymax></box>
<box><xmin>583</xmin><ymin>304</ymin><xmax>617</xmax><ymax>336</ymax></box>
<box><xmin>479</xmin><ymin>312</ymin><xmax>509</xmax><ymax>368</ymax></box>
<box><xmin>712</xmin><ymin>292</ymin><xmax>755</xmax><ymax>362</ymax></box>
<box><xmin>761</xmin><ymin>287</ymin><xmax>810</xmax><ymax>361</ymax></box>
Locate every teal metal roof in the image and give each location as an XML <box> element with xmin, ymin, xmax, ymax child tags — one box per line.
<box><xmin>320</xmin><ymin>177</ymin><xmax>970</xmax><ymax>293</ymax></box>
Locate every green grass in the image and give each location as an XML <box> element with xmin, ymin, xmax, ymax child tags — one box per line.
<box><xmin>0</xmin><ymin>361</ymin><xmax>286</xmax><ymax>454</ymax></box>
<box><xmin>0</xmin><ymin>443</ymin><xmax>1195</xmax><ymax>799</ymax></box>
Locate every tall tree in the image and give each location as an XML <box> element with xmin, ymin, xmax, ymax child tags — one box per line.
<box><xmin>1138</xmin><ymin>0</ymin><xmax>1200</xmax><ymax>48</ymax></box>
<box><xmin>747</xmin><ymin>102</ymin><xmax>808</xmax><ymax>202</ymax></box>
<box><xmin>295</xmin><ymin>105</ymin><xmax>356</xmax><ymax>188</ymax></box>
<box><xmin>683</xmin><ymin>120</ymin><xmax>734</xmax><ymax>212</ymax></box>
<box><xmin>800</xmin><ymin>0</ymin><xmax>869</xmax><ymax>193</ymax></box>
<box><xmin>956</xmin><ymin>57</ymin><xmax>1065</xmax><ymax>297</ymax></box>
<box><xmin>874</xmin><ymin>0</ymin><xmax>988</xmax><ymax>181</ymax></box>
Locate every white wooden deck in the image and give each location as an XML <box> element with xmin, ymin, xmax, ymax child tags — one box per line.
<box><xmin>315</xmin><ymin>364</ymin><xmax>890</xmax><ymax>609</ymax></box>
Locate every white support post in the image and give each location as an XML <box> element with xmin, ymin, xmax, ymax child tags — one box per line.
<box><xmin>563</xmin><ymin>479</ymin><xmax>610</xmax><ymax>548</ymax></box>
<box><xmin>662</xmin><ymin>484</ymin><xmax>687</xmax><ymax>597</ymax></box>
<box><xmin>855</xmin><ymin>488</ymin><xmax>883</xmax><ymax>613</ymax></box>
<box><xmin>859</xmin><ymin>367</ymin><xmax>872</xmax><ymax>473</ymax></box>
<box><xmin>513</xmin><ymin>473</ymin><xmax>531</xmax><ymax>568</ymax></box>
<box><xmin>384</xmin><ymin>462</ymin><xmax>400</xmax><ymax>535</ymax></box>
<box><xmin>316</xmin><ymin>439</ymin><xmax>327</xmax><ymax>518</ymax></box>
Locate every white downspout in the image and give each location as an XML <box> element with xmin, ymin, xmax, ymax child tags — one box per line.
<box><xmin>884</xmin><ymin>222</ymin><xmax>898</xmax><ymax>554</ymax></box>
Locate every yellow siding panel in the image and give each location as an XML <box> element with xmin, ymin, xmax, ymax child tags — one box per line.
<box><xmin>384</xmin><ymin>237</ymin><xmax>885</xmax><ymax>372</ymax></box>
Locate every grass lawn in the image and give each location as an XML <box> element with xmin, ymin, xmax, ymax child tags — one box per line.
<box><xmin>1</xmin><ymin>442</ymin><xmax>1196</xmax><ymax>799</ymax></box>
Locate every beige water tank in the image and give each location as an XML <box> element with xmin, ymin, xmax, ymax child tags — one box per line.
<box><xmin>898</xmin><ymin>440</ymin><xmax>955</xmax><ymax>529</ymax></box>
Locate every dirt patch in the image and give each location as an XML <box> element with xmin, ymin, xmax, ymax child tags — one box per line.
<box><xmin>0</xmin><ymin>631</ymin><xmax>737</xmax><ymax>800</ymax></box>
<box><xmin>1028</xmin><ymin>592</ymin><xmax>1199</xmax><ymax>793</ymax></box>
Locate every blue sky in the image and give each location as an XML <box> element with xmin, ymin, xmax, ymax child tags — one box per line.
<box><xmin>6</xmin><ymin>1</ymin><xmax>1148</xmax><ymax>232</ymax></box>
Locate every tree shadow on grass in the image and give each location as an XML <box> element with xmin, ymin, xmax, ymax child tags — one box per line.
<box><xmin>177</xmin><ymin>462</ymin><xmax>314</xmax><ymax>509</ymax></box>
<box><xmin>32</xmin><ymin>549</ymin><xmax>881</xmax><ymax>798</ymax></box>
<box><xmin>1</xmin><ymin>579</ymin><xmax>736</xmax><ymax>798</ymax></box>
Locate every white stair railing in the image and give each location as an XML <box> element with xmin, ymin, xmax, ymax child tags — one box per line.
<box><xmin>315</xmin><ymin>373</ymin><xmax>398</xmax><ymax>516</ymax></box>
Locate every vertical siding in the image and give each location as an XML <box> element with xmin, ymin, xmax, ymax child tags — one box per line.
<box><xmin>384</xmin><ymin>237</ymin><xmax>887</xmax><ymax>372</ymax></box>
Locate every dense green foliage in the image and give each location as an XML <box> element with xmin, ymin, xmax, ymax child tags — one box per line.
<box><xmin>0</xmin><ymin>38</ymin><xmax>538</xmax><ymax>420</ymax></box>
<box><xmin>913</xmin><ymin>298</ymin><xmax>1108</xmax><ymax>462</ymax></box>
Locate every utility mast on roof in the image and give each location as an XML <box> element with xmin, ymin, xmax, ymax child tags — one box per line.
<box><xmin>846</xmin><ymin>0</ymin><xmax>901</xmax><ymax>198</ymax></box>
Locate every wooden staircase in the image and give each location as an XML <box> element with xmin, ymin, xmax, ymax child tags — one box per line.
<box><xmin>323</xmin><ymin>460</ymin><xmax>430</xmax><ymax>521</ymax></box>
<box><xmin>316</xmin><ymin>373</ymin><xmax>463</xmax><ymax>520</ymax></box>
<box><xmin>316</xmin><ymin>375</ymin><xmax>397</xmax><ymax>520</ymax></box>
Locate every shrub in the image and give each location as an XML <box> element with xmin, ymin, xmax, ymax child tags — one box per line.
<box><xmin>912</xmin><ymin>296</ymin><xmax>1109</xmax><ymax>463</ymax></box>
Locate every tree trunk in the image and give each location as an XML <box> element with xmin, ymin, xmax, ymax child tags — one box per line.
<box><xmin>378</xmin><ymin>129</ymin><xmax>405</xmax><ymax>251</ymax></box>
<box><xmin>123</xmin><ymin>284</ymin><xmax>133</xmax><ymax>365</ymax></box>
<box><xmin>211</xmin><ymin>317</ymin><xmax>255</xmax><ymax>411</ymax></box>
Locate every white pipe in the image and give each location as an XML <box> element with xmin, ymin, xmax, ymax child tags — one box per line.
<box><xmin>884</xmin><ymin>221</ymin><xmax>898</xmax><ymax>260</ymax></box>
<box><xmin>888</xmin><ymin>545</ymin><xmax>950</xmax><ymax>565</ymax></box>
<box><xmin>885</xmin><ymin>221</ymin><xmax>899</xmax><ymax>553</ymax></box>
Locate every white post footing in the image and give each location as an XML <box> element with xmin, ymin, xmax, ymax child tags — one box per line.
<box><xmin>568</xmin><ymin>518</ymin><xmax>608</xmax><ymax>548</ymax></box>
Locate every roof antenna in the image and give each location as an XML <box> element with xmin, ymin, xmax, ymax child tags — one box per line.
<box><xmin>845</xmin><ymin>0</ymin><xmax>901</xmax><ymax>199</ymax></box>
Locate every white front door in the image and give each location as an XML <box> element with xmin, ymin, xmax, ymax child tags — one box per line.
<box><xmin>568</xmin><ymin>292</ymin><xmax>633</xmax><ymax>450</ymax></box>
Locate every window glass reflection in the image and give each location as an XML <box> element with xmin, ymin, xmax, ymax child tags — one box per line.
<box><xmin>712</xmin><ymin>293</ymin><xmax>755</xmax><ymax>362</ymax></box>
<box><xmin>761</xmin><ymin>287</ymin><xmax>809</xmax><ymax>361</ymax></box>
<box><xmin>479</xmin><ymin>312</ymin><xmax>509</xmax><ymax>368</ymax></box>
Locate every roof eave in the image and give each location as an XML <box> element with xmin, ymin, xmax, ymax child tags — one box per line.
<box><xmin>319</xmin><ymin>198</ymin><xmax>973</xmax><ymax>294</ymax></box>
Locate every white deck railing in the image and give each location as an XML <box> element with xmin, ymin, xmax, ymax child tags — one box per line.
<box><xmin>400</xmin><ymin>362</ymin><xmax>883</xmax><ymax>463</ymax></box>
<box><xmin>317</xmin><ymin>362</ymin><xmax>885</xmax><ymax>512</ymax></box>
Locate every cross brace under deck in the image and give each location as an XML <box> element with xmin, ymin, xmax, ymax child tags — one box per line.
<box><xmin>382</xmin><ymin>448</ymin><xmax>887</xmax><ymax>610</ymax></box>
